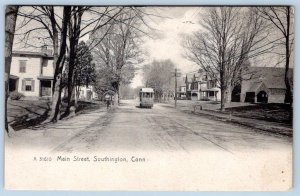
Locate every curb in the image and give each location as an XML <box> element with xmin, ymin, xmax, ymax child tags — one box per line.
<box><xmin>188</xmin><ymin>110</ymin><xmax>292</xmax><ymax>137</ymax></box>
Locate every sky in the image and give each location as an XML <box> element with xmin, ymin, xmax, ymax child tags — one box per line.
<box><xmin>12</xmin><ymin>6</ymin><xmax>289</xmax><ymax>89</ymax></box>
<box><xmin>13</xmin><ymin>7</ymin><xmax>203</xmax><ymax>89</ymax></box>
<box><xmin>130</xmin><ymin>7</ymin><xmax>203</xmax><ymax>88</ymax></box>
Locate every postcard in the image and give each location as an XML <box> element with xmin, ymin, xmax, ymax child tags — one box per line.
<box><xmin>4</xmin><ymin>5</ymin><xmax>293</xmax><ymax>191</ymax></box>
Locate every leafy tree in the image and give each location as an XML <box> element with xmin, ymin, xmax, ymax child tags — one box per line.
<box><xmin>142</xmin><ymin>59</ymin><xmax>175</xmax><ymax>102</ymax></box>
<box><xmin>63</xmin><ymin>41</ymin><xmax>96</xmax><ymax>105</ymax></box>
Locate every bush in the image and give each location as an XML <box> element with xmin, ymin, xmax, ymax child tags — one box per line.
<box><xmin>9</xmin><ymin>91</ymin><xmax>25</xmax><ymax>100</ymax></box>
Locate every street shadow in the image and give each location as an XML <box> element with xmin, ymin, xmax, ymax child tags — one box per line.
<box><xmin>9</xmin><ymin>102</ymin><xmax>51</xmax><ymax>131</ymax></box>
<box><xmin>135</xmin><ymin>106</ymin><xmax>152</xmax><ymax>109</ymax></box>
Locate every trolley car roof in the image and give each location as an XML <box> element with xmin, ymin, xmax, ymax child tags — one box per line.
<box><xmin>140</xmin><ymin>88</ymin><xmax>154</xmax><ymax>92</ymax></box>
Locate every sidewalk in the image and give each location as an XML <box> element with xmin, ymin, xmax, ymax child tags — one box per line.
<box><xmin>6</xmin><ymin>104</ymin><xmax>113</xmax><ymax>151</ymax></box>
<box><xmin>160</xmin><ymin>101</ymin><xmax>293</xmax><ymax>137</ymax></box>
<box><xmin>7</xmin><ymin>99</ymin><xmax>104</xmax><ymax>131</ymax></box>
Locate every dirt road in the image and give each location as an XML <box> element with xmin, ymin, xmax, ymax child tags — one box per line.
<box><xmin>46</xmin><ymin>99</ymin><xmax>291</xmax><ymax>153</ymax></box>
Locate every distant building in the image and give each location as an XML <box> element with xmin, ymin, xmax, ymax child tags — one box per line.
<box><xmin>9</xmin><ymin>46</ymin><xmax>54</xmax><ymax>99</ymax></box>
<box><xmin>176</xmin><ymin>70</ymin><xmax>221</xmax><ymax>101</ymax></box>
<box><xmin>240</xmin><ymin>67</ymin><xmax>293</xmax><ymax>103</ymax></box>
<box><xmin>78</xmin><ymin>85</ymin><xmax>98</xmax><ymax>100</ymax></box>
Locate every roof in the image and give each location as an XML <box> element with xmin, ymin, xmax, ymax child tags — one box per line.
<box><xmin>9</xmin><ymin>75</ymin><xmax>19</xmax><ymax>80</ymax></box>
<box><xmin>184</xmin><ymin>71</ymin><xmax>211</xmax><ymax>84</ymax></box>
<box><xmin>104</xmin><ymin>90</ymin><xmax>115</xmax><ymax>95</ymax></box>
<box><xmin>247</xmin><ymin>82</ymin><xmax>262</xmax><ymax>92</ymax></box>
<box><xmin>37</xmin><ymin>76</ymin><xmax>53</xmax><ymax>80</ymax></box>
<box><xmin>12</xmin><ymin>50</ymin><xmax>54</xmax><ymax>58</ymax></box>
<box><xmin>243</xmin><ymin>67</ymin><xmax>293</xmax><ymax>90</ymax></box>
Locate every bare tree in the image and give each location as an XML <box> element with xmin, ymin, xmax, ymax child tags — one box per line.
<box><xmin>16</xmin><ymin>6</ymin><xmax>71</xmax><ymax>122</ymax></box>
<box><xmin>257</xmin><ymin>7</ymin><xmax>294</xmax><ymax>105</ymax></box>
<box><xmin>184</xmin><ymin>7</ymin><xmax>270</xmax><ymax>111</ymax></box>
<box><xmin>15</xmin><ymin>6</ymin><xmax>125</xmax><ymax>120</ymax></box>
<box><xmin>48</xmin><ymin>6</ymin><xmax>72</xmax><ymax>122</ymax></box>
<box><xmin>5</xmin><ymin>5</ymin><xmax>19</xmax><ymax>134</ymax></box>
<box><xmin>142</xmin><ymin>59</ymin><xmax>175</xmax><ymax>102</ymax></box>
<box><xmin>91</xmin><ymin>8</ymin><xmax>145</xmax><ymax>105</ymax></box>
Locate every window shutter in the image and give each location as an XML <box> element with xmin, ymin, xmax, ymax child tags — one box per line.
<box><xmin>22</xmin><ymin>79</ymin><xmax>25</xmax><ymax>91</ymax></box>
<box><xmin>31</xmin><ymin>80</ymin><xmax>35</xmax><ymax>92</ymax></box>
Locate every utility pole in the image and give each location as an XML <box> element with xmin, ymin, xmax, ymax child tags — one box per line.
<box><xmin>172</xmin><ymin>68</ymin><xmax>181</xmax><ymax>109</ymax></box>
<box><xmin>175</xmin><ymin>68</ymin><xmax>177</xmax><ymax>108</ymax></box>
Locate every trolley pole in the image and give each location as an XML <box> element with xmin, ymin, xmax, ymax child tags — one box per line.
<box><xmin>172</xmin><ymin>68</ymin><xmax>181</xmax><ymax>109</ymax></box>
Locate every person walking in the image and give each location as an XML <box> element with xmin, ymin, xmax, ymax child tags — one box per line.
<box><xmin>105</xmin><ymin>94</ymin><xmax>111</xmax><ymax>110</ymax></box>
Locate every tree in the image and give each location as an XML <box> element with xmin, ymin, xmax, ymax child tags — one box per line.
<box><xmin>72</xmin><ymin>41</ymin><xmax>96</xmax><ymax>105</ymax></box>
<box><xmin>142</xmin><ymin>59</ymin><xmax>175</xmax><ymax>102</ymax></box>
<box><xmin>184</xmin><ymin>7</ymin><xmax>270</xmax><ymax>111</ymax></box>
<box><xmin>257</xmin><ymin>7</ymin><xmax>294</xmax><ymax>105</ymax></box>
<box><xmin>5</xmin><ymin>5</ymin><xmax>19</xmax><ymax>134</ymax></box>
<box><xmin>16</xmin><ymin>6</ymin><xmax>71</xmax><ymax>122</ymax></box>
<box><xmin>64</xmin><ymin>6</ymin><xmax>125</xmax><ymax>114</ymax></box>
<box><xmin>15</xmin><ymin>6</ymin><xmax>125</xmax><ymax>120</ymax></box>
<box><xmin>90</xmin><ymin>8</ymin><xmax>144</xmax><ymax>105</ymax></box>
<box><xmin>49</xmin><ymin>6</ymin><xmax>72</xmax><ymax>122</ymax></box>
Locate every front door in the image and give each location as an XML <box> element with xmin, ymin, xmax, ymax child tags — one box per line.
<box><xmin>257</xmin><ymin>91</ymin><xmax>268</xmax><ymax>103</ymax></box>
<box><xmin>41</xmin><ymin>80</ymin><xmax>52</xmax><ymax>96</ymax></box>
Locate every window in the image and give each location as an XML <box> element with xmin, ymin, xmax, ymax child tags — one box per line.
<box><xmin>22</xmin><ymin>79</ymin><xmax>34</xmax><ymax>92</ymax></box>
<box><xmin>25</xmin><ymin>80</ymin><xmax>32</xmax><ymax>91</ymax></box>
<box><xmin>19</xmin><ymin>60</ymin><xmax>27</xmax><ymax>73</ymax></box>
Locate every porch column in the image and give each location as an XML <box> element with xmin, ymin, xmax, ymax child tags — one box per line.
<box><xmin>51</xmin><ymin>80</ymin><xmax>53</xmax><ymax>97</ymax></box>
<box><xmin>40</xmin><ymin>80</ymin><xmax>42</xmax><ymax>97</ymax></box>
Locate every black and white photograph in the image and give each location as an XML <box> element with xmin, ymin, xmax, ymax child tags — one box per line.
<box><xmin>4</xmin><ymin>5</ymin><xmax>294</xmax><ymax>190</ymax></box>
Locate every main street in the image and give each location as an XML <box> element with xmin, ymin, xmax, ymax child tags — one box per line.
<box><xmin>56</xmin><ymin>101</ymin><xmax>292</xmax><ymax>154</ymax></box>
<box><xmin>7</xmin><ymin>99</ymin><xmax>291</xmax><ymax>154</ymax></box>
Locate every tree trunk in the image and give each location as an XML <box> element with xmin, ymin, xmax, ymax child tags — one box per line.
<box><xmin>285</xmin><ymin>6</ymin><xmax>293</xmax><ymax>122</ymax></box>
<box><xmin>49</xmin><ymin>6</ymin><xmax>71</xmax><ymax>122</ymax></box>
<box><xmin>284</xmin><ymin>6</ymin><xmax>292</xmax><ymax>105</ymax></box>
<box><xmin>5</xmin><ymin>6</ymin><xmax>18</xmax><ymax>134</ymax></box>
<box><xmin>65</xmin><ymin>9</ymin><xmax>82</xmax><ymax>114</ymax></box>
<box><xmin>220</xmin><ymin>88</ymin><xmax>226</xmax><ymax>111</ymax></box>
<box><xmin>225</xmin><ymin>86</ymin><xmax>232</xmax><ymax>103</ymax></box>
<box><xmin>50</xmin><ymin>73</ymin><xmax>63</xmax><ymax>121</ymax></box>
<box><xmin>75</xmin><ymin>86</ymin><xmax>80</xmax><ymax>108</ymax></box>
<box><xmin>220</xmin><ymin>65</ymin><xmax>226</xmax><ymax>111</ymax></box>
<box><xmin>65</xmin><ymin>48</ymin><xmax>76</xmax><ymax>115</ymax></box>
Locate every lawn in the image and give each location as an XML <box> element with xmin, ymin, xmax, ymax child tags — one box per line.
<box><xmin>171</xmin><ymin>100</ymin><xmax>292</xmax><ymax>126</ymax></box>
<box><xmin>220</xmin><ymin>103</ymin><xmax>292</xmax><ymax>125</ymax></box>
<box><xmin>7</xmin><ymin>99</ymin><xmax>102</xmax><ymax>130</ymax></box>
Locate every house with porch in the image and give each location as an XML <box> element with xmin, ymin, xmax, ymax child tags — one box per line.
<box><xmin>177</xmin><ymin>70</ymin><xmax>221</xmax><ymax>101</ymax></box>
<box><xmin>9</xmin><ymin>46</ymin><xmax>54</xmax><ymax>99</ymax></box>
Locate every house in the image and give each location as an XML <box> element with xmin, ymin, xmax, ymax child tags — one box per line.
<box><xmin>9</xmin><ymin>46</ymin><xmax>54</xmax><ymax>99</ymax></box>
<box><xmin>78</xmin><ymin>85</ymin><xmax>98</xmax><ymax>100</ymax></box>
<box><xmin>176</xmin><ymin>78</ymin><xmax>187</xmax><ymax>99</ymax></box>
<box><xmin>240</xmin><ymin>67</ymin><xmax>293</xmax><ymax>103</ymax></box>
<box><xmin>177</xmin><ymin>70</ymin><xmax>221</xmax><ymax>101</ymax></box>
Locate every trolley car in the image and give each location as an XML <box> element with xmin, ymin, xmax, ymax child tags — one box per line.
<box><xmin>139</xmin><ymin>88</ymin><xmax>154</xmax><ymax>108</ymax></box>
